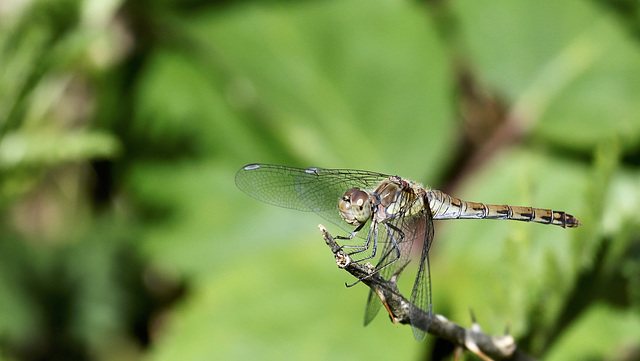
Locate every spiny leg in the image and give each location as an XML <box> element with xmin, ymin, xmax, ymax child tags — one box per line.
<box><xmin>346</xmin><ymin>222</ymin><xmax>404</xmax><ymax>288</ymax></box>
<box><xmin>349</xmin><ymin>224</ymin><xmax>379</xmax><ymax>261</ymax></box>
<box><xmin>340</xmin><ymin>223</ymin><xmax>376</xmax><ymax>258</ymax></box>
<box><xmin>344</xmin><ymin>223</ymin><xmax>380</xmax><ymax>287</ymax></box>
<box><xmin>364</xmin><ymin>222</ymin><xmax>403</xmax><ymax>273</ymax></box>
<box><xmin>335</xmin><ymin>221</ymin><xmax>365</xmax><ymax>241</ymax></box>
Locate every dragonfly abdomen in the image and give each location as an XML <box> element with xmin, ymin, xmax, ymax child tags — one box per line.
<box><xmin>427</xmin><ymin>190</ymin><xmax>581</xmax><ymax>228</ymax></box>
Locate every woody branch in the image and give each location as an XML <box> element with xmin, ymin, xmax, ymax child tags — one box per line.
<box><xmin>318</xmin><ymin>224</ymin><xmax>537</xmax><ymax>361</ymax></box>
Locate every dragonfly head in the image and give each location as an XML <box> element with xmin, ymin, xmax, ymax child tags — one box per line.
<box><xmin>338</xmin><ymin>187</ymin><xmax>372</xmax><ymax>226</ymax></box>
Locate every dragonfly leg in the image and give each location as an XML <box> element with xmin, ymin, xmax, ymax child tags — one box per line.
<box><xmin>338</xmin><ymin>223</ymin><xmax>375</xmax><ymax>258</ymax></box>
<box><xmin>345</xmin><ymin>223</ymin><xmax>404</xmax><ymax>287</ymax></box>
<box><xmin>344</xmin><ymin>224</ymin><xmax>379</xmax><ymax>288</ymax></box>
<box><xmin>335</xmin><ymin>222</ymin><xmax>365</xmax><ymax>242</ymax></box>
<box><xmin>369</xmin><ymin>223</ymin><xmax>403</xmax><ymax>273</ymax></box>
<box><xmin>352</xmin><ymin>222</ymin><xmax>403</xmax><ymax>269</ymax></box>
<box><xmin>349</xmin><ymin>223</ymin><xmax>380</xmax><ymax>262</ymax></box>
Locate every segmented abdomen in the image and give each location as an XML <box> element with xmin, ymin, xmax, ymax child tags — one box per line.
<box><xmin>426</xmin><ymin>190</ymin><xmax>581</xmax><ymax>228</ymax></box>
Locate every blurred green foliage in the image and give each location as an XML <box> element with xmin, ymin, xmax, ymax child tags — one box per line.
<box><xmin>1</xmin><ymin>0</ymin><xmax>639</xmax><ymax>360</ymax></box>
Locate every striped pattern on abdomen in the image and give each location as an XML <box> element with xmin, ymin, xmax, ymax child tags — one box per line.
<box><xmin>426</xmin><ymin>190</ymin><xmax>580</xmax><ymax>228</ymax></box>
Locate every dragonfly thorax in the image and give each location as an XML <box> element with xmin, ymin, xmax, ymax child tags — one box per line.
<box><xmin>338</xmin><ymin>187</ymin><xmax>373</xmax><ymax>226</ymax></box>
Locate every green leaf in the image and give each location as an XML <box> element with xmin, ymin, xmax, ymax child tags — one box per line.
<box><xmin>453</xmin><ymin>0</ymin><xmax>640</xmax><ymax>151</ymax></box>
<box><xmin>175</xmin><ymin>0</ymin><xmax>455</xmax><ymax>179</ymax></box>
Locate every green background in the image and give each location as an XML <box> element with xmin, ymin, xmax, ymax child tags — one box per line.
<box><xmin>1</xmin><ymin>0</ymin><xmax>639</xmax><ymax>360</ymax></box>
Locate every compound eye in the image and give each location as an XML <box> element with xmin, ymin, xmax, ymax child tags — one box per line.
<box><xmin>338</xmin><ymin>188</ymin><xmax>371</xmax><ymax>226</ymax></box>
<box><xmin>351</xmin><ymin>190</ymin><xmax>369</xmax><ymax>210</ymax></box>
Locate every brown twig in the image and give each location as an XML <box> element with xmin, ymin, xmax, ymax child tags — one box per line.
<box><xmin>318</xmin><ymin>224</ymin><xmax>537</xmax><ymax>361</ymax></box>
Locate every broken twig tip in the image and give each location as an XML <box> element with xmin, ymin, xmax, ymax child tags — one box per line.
<box><xmin>335</xmin><ymin>251</ymin><xmax>351</xmax><ymax>268</ymax></box>
<box><xmin>318</xmin><ymin>224</ymin><xmax>342</xmax><ymax>253</ymax></box>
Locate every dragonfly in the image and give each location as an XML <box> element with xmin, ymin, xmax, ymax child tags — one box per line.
<box><xmin>235</xmin><ymin>163</ymin><xmax>581</xmax><ymax>341</ymax></box>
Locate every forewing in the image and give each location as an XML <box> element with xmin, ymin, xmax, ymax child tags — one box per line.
<box><xmin>364</xmin><ymin>187</ymin><xmax>429</xmax><ymax>326</ymax></box>
<box><xmin>235</xmin><ymin>163</ymin><xmax>389</xmax><ymax>234</ymax></box>
<box><xmin>364</xmin><ymin>186</ymin><xmax>433</xmax><ymax>339</ymax></box>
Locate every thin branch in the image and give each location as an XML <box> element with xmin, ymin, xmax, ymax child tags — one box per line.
<box><xmin>319</xmin><ymin>224</ymin><xmax>537</xmax><ymax>361</ymax></box>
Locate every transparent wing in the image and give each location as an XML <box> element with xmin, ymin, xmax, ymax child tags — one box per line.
<box><xmin>409</xmin><ymin>199</ymin><xmax>433</xmax><ymax>341</ymax></box>
<box><xmin>235</xmin><ymin>163</ymin><xmax>389</xmax><ymax>235</ymax></box>
<box><xmin>363</xmin><ymin>289</ymin><xmax>383</xmax><ymax>326</ymax></box>
<box><xmin>363</xmin><ymin>221</ymin><xmax>401</xmax><ymax>325</ymax></box>
<box><xmin>363</xmin><ymin>189</ymin><xmax>434</xmax><ymax>339</ymax></box>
